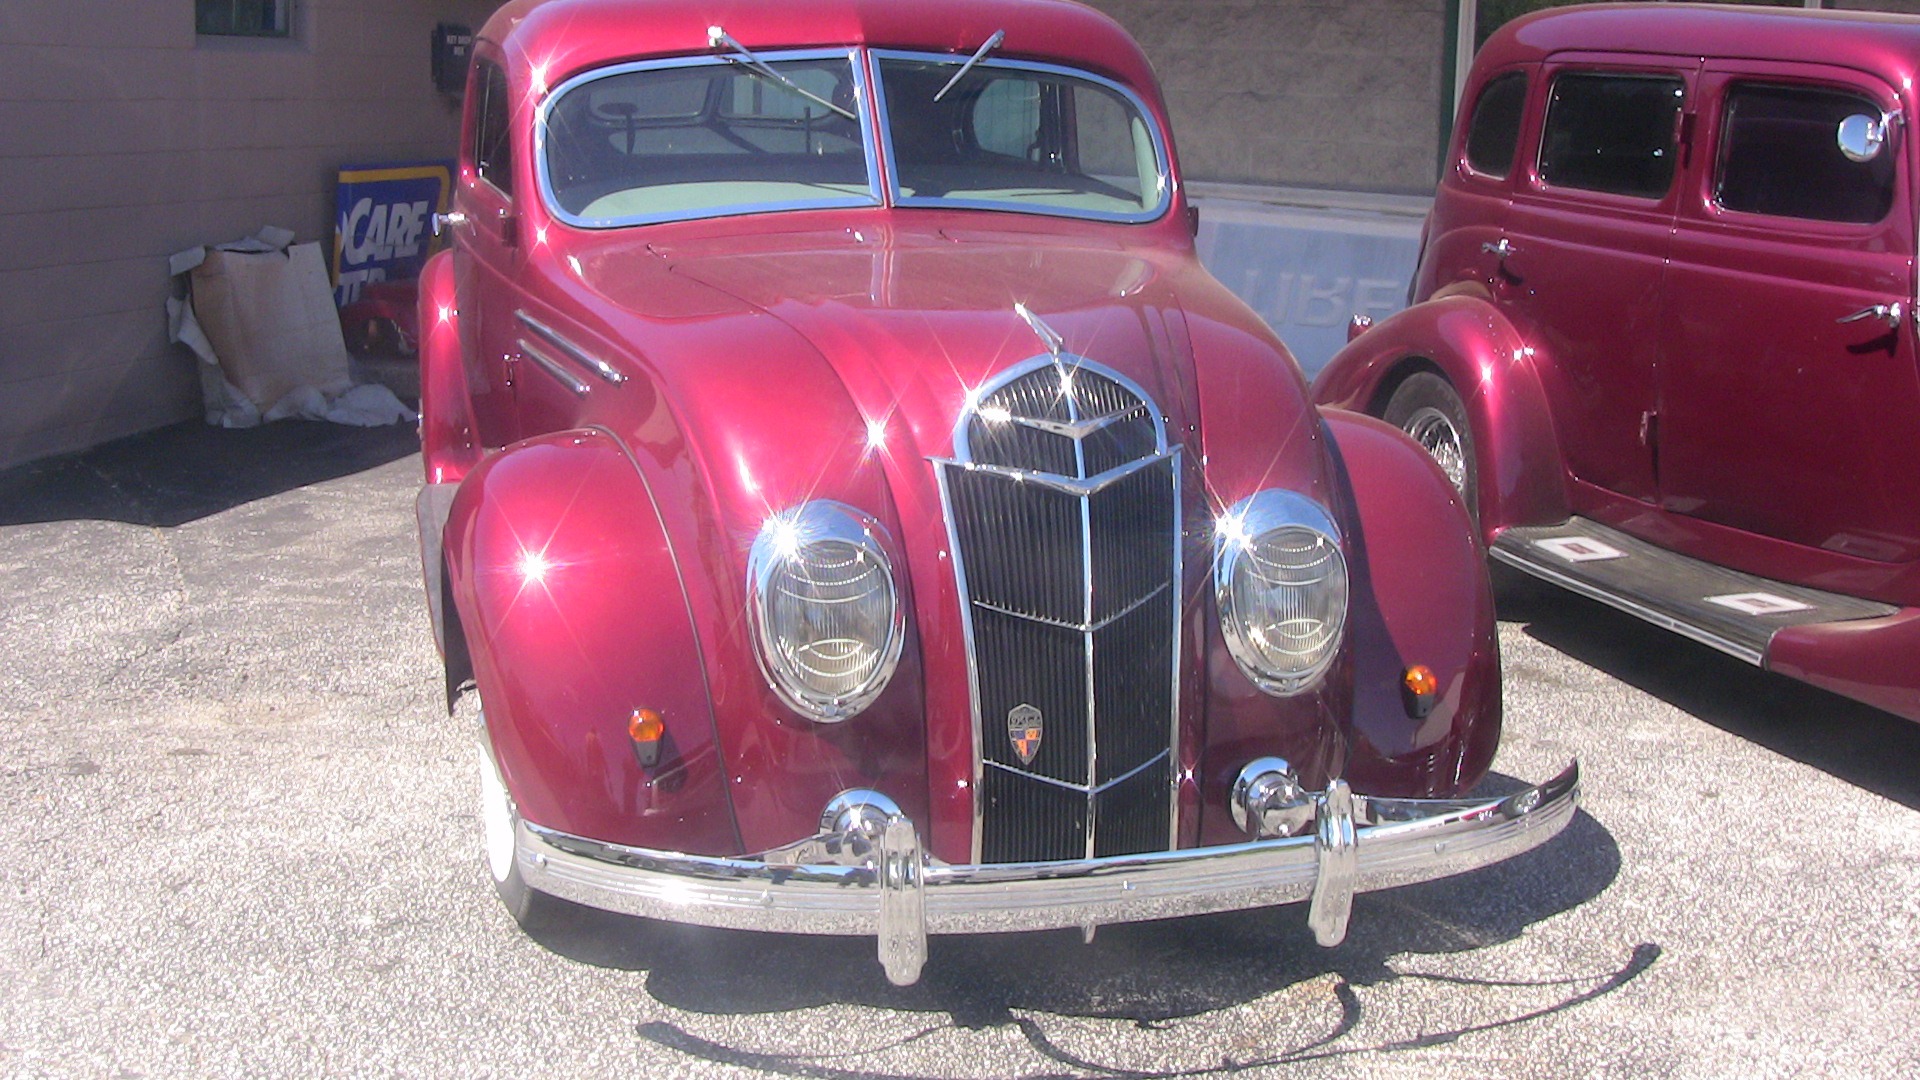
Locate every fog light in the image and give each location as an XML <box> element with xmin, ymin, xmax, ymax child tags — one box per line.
<box><xmin>1402</xmin><ymin>665</ymin><xmax>1439</xmax><ymax>719</ymax></box>
<box><xmin>1232</xmin><ymin>757</ymin><xmax>1314</xmax><ymax>838</ymax></box>
<box><xmin>628</xmin><ymin>708</ymin><xmax>665</xmax><ymax>767</ymax></box>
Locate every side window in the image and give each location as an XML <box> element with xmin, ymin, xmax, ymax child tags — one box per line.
<box><xmin>1715</xmin><ymin>83</ymin><xmax>1895</xmax><ymax>224</ymax></box>
<box><xmin>1465</xmin><ymin>72</ymin><xmax>1528</xmax><ymax>177</ymax></box>
<box><xmin>473</xmin><ymin>61</ymin><xmax>514</xmax><ymax>197</ymax></box>
<box><xmin>1539</xmin><ymin>72</ymin><xmax>1684</xmax><ymax>198</ymax></box>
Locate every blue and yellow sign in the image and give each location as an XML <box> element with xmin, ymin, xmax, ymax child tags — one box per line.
<box><xmin>332</xmin><ymin>162</ymin><xmax>453</xmax><ymax>306</ymax></box>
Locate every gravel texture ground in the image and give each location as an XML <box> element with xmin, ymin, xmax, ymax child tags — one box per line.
<box><xmin>1</xmin><ymin>420</ymin><xmax>1916</xmax><ymax>1078</ymax></box>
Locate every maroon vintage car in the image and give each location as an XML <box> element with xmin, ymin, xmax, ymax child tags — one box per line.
<box><xmin>414</xmin><ymin>0</ymin><xmax>1577</xmax><ymax>985</ymax></box>
<box><xmin>1317</xmin><ymin>3</ymin><xmax>1920</xmax><ymax>725</ymax></box>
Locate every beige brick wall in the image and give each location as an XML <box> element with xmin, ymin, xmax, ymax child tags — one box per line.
<box><xmin>1081</xmin><ymin>0</ymin><xmax>1451</xmax><ymax>194</ymax></box>
<box><xmin>0</xmin><ymin>0</ymin><xmax>497</xmax><ymax>470</ymax></box>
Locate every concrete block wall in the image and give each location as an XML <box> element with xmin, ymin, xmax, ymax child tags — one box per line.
<box><xmin>0</xmin><ymin>0</ymin><xmax>496</xmax><ymax>471</ymax></box>
<box><xmin>1081</xmin><ymin>0</ymin><xmax>1450</xmax><ymax>195</ymax></box>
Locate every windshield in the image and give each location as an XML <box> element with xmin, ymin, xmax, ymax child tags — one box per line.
<box><xmin>540</xmin><ymin>52</ymin><xmax>876</xmax><ymax>226</ymax></box>
<box><xmin>538</xmin><ymin>50</ymin><xmax>1168</xmax><ymax>228</ymax></box>
<box><xmin>877</xmin><ymin>54</ymin><xmax>1166</xmax><ymax>221</ymax></box>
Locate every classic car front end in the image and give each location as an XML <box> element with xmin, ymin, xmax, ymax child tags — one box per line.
<box><xmin>415</xmin><ymin>0</ymin><xmax>1578</xmax><ymax>985</ymax></box>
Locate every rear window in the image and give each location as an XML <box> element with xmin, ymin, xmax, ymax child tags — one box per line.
<box><xmin>1715</xmin><ymin>83</ymin><xmax>1895</xmax><ymax>223</ymax></box>
<box><xmin>1539</xmin><ymin>72</ymin><xmax>1684</xmax><ymax>198</ymax></box>
<box><xmin>1465</xmin><ymin>72</ymin><xmax>1528</xmax><ymax>177</ymax></box>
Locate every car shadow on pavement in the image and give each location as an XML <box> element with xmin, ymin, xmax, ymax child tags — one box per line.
<box><xmin>515</xmin><ymin>790</ymin><xmax>1628</xmax><ymax>1075</ymax></box>
<box><xmin>1494</xmin><ymin>564</ymin><xmax>1920</xmax><ymax>812</ymax></box>
<box><xmin>0</xmin><ymin>419</ymin><xmax>419</xmax><ymax>528</ymax></box>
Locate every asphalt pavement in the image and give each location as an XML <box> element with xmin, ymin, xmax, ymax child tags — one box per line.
<box><xmin>1</xmin><ymin>419</ymin><xmax>1916</xmax><ymax>1078</ymax></box>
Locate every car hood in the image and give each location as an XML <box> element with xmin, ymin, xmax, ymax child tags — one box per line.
<box><xmin>575</xmin><ymin>225</ymin><xmax>1207</xmax><ymax>465</ymax></box>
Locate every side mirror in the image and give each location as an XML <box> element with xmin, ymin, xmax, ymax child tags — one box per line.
<box><xmin>1838</xmin><ymin>113</ymin><xmax>1886</xmax><ymax>163</ymax></box>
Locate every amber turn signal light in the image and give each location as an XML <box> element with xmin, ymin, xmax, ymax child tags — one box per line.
<box><xmin>629</xmin><ymin>708</ymin><xmax>665</xmax><ymax>768</ymax></box>
<box><xmin>1401</xmin><ymin>665</ymin><xmax>1439</xmax><ymax>720</ymax></box>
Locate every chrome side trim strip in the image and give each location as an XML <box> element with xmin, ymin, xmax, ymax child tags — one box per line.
<box><xmin>1488</xmin><ymin>543</ymin><xmax>1767</xmax><ymax>666</ymax></box>
<box><xmin>517</xmin><ymin>338</ymin><xmax>589</xmax><ymax>396</ymax></box>
<box><xmin>514</xmin><ymin>311</ymin><xmax>627</xmax><ymax>386</ymax></box>
<box><xmin>515</xmin><ymin>762</ymin><xmax>1580</xmax><ymax>958</ymax></box>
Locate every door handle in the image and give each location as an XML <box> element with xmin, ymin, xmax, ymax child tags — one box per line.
<box><xmin>1837</xmin><ymin>302</ymin><xmax>1903</xmax><ymax>329</ymax></box>
<box><xmin>1481</xmin><ymin>238</ymin><xmax>1517</xmax><ymax>259</ymax></box>
<box><xmin>431</xmin><ymin>211</ymin><xmax>468</xmax><ymax>237</ymax></box>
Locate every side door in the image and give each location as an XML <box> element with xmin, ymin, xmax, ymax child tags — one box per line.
<box><xmin>1493</xmin><ymin>57</ymin><xmax>1696</xmax><ymax>504</ymax></box>
<box><xmin>451</xmin><ymin>53</ymin><xmax>524</xmax><ymax>449</ymax></box>
<box><xmin>1656</xmin><ymin>64</ymin><xmax>1920</xmax><ymax>565</ymax></box>
<box><xmin>1413</xmin><ymin>64</ymin><xmax>1533</xmax><ymax>302</ymax></box>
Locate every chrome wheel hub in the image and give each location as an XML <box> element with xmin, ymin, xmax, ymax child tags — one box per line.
<box><xmin>1404</xmin><ymin>406</ymin><xmax>1466</xmax><ymax>492</ymax></box>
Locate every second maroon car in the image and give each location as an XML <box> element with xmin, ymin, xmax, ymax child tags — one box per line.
<box><xmin>1318</xmin><ymin>3</ymin><xmax>1920</xmax><ymax>724</ymax></box>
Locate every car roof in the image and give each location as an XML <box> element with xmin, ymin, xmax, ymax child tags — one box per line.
<box><xmin>479</xmin><ymin>0</ymin><xmax>1160</xmax><ymax>98</ymax></box>
<box><xmin>1481</xmin><ymin>3</ymin><xmax>1920</xmax><ymax>86</ymax></box>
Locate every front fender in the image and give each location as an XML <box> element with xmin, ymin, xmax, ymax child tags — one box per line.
<box><xmin>1311</xmin><ymin>293</ymin><xmax>1568</xmax><ymax>543</ymax></box>
<box><xmin>442</xmin><ymin>428</ymin><xmax>739</xmax><ymax>855</ymax></box>
<box><xmin>1324</xmin><ymin>409</ymin><xmax>1500</xmax><ymax>797</ymax></box>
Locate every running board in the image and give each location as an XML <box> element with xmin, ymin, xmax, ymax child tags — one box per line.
<box><xmin>1490</xmin><ymin>517</ymin><xmax>1898</xmax><ymax>666</ymax></box>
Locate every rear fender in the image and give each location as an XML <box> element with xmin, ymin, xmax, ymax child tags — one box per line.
<box><xmin>417</xmin><ymin>251</ymin><xmax>480</xmax><ymax>485</ymax></box>
<box><xmin>1311</xmin><ymin>293</ymin><xmax>1567</xmax><ymax>544</ymax></box>
<box><xmin>442</xmin><ymin>428</ymin><xmax>739</xmax><ymax>854</ymax></box>
<box><xmin>1323</xmin><ymin>410</ymin><xmax>1501</xmax><ymax>796</ymax></box>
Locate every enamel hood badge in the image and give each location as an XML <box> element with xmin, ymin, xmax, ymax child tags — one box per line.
<box><xmin>1008</xmin><ymin>704</ymin><xmax>1043</xmax><ymax>765</ymax></box>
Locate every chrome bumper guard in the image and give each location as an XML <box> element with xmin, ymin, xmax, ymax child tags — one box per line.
<box><xmin>516</xmin><ymin>761</ymin><xmax>1579</xmax><ymax>986</ymax></box>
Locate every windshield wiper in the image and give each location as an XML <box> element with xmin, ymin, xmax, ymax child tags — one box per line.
<box><xmin>707</xmin><ymin>25</ymin><xmax>856</xmax><ymax>121</ymax></box>
<box><xmin>933</xmin><ymin>29</ymin><xmax>1005</xmax><ymax>102</ymax></box>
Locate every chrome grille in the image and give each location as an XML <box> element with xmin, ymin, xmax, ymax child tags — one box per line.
<box><xmin>937</xmin><ymin>356</ymin><xmax>1181</xmax><ymax>863</ymax></box>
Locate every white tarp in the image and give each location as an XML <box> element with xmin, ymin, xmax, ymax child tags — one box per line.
<box><xmin>167</xmin><ymin>227</ymin><xmax>415</xmax><ymax>429</ymax></box>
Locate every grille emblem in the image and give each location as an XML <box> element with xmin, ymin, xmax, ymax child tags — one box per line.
<box><xmin>1007</xmin><ymin>704</ymin><xmax>1043</xmax><ymax>764</ymax></box>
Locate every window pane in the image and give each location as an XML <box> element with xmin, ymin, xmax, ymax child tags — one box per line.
<box><xmin>879</xmin><ymin>58</ymin><xmax>1163</xmax><ymax>218</ymax></box>
<box><xmin>1716</xmin><ymin>83</ymin><xmax>1895</xmax><ymax>223</ymax></box>
<box><xmin>1465</xmin><ymin>72</ymin><xmax>1527</xmax><ymax>177</ymax></box>
<box><xmin>1539</xmin><ymin>72</ymin><xmax>1683</xmax><ymax>198</ymax></box>
<box><xmin>543</xmin><ymin>58</ymin><xmax>871</xmax><ymax>223</ymax></box>
<box><xmin>197</xmin><ymin>0</ymin><xmax>291</xmax><ymax>38</ymax></box>
<box><xmin>476</xmin><ymin>63</ymin><xmax>513</xmax><ymax>196</ymax></box>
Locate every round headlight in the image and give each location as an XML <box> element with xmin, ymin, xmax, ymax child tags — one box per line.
<box><xmin>1214</xmin><ymin>490</ymin><xmax>1349</xmax><ymax>695</ymax></box>
<box><xmin>748</xmin><ymin>501</ymin><xmax>906</xmax><ymax>722</ymax></box>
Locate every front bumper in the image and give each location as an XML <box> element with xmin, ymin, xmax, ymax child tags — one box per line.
<box><xmin>512</xmin><ymin>762</ymin><xmax>1580</xmax><ymax>985</ymax></box>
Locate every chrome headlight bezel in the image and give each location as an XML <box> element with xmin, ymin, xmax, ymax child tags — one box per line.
<box><xmin>747</xmin><ymin>500</ymin><xmax>907</xmax><ymax>722</ymax></box>
<box><xmin>1213</xmin><ymin>490</ymin><xmax>1350</xmax><ymax>696</ymax></box>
